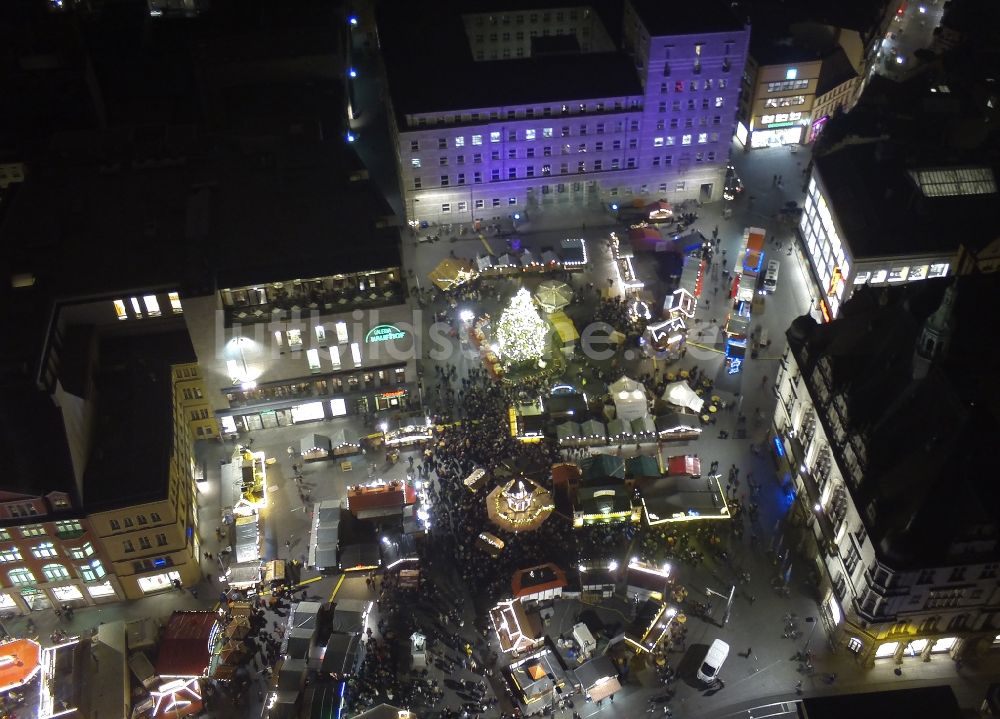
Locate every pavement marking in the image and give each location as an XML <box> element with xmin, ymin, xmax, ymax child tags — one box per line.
<box><xmin>479</xmin><ymin>234</ymin><xmax>494</xmax><ymax>255</ymax></box>
<box><xmin>328</xmin><ymin>573</ymin><xmax>346</xmax><ymax>602</ymax></box>
<box><xmin>294</xmin><ymin>575</ymin><xmax>324</xmax><ymax>589</ymax></box>
<box><xmin>687</xmin><ymin>341</ymin><xmax>724</xmax><ymax>354</ymax></box>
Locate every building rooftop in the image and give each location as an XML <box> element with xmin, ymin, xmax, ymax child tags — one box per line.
<box><xmin>802</xmin><ymin>685</ymin><xmax>960</xmax><ymax>719</ymax></box>
<box><xmin>82</xmin><ymin>331</ymin><xmax>196</xmax><ymax>511</ymax></box>
<box><xmin>786</xmin><ymin>276</ymin><xmax>1000</xmax><ymax>568</ymax></box>
<box><xmin>155</xmin><ymin>611</ymin><xmax>217</xmax><ymax>678</ymax></box>
<box><xmin>815</xmin><ymin>46</ymin><xmax>858</xmax><ymax>97</ymax></box>
<box><xmin>629</xmin><ymin>0</ymin><xmax>746</xmax><ymax>36</ymax></box>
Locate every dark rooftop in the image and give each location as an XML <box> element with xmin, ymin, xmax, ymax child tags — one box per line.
<box><xmin>81</xmin><ymin>331</ymin><xmax>196</xmax><ymax>511</ymax></box>
<box><xmin>813</xmin><ymin>143</ymin><xmax>997</xmax><ymax>260</ymax></box>
<box><xmin>786</xmin><ymin>276</ymin><xmax>1000</xmax><ymax>568</ymax></box>
<box><xmin>629</xmin><ymin>0</ymin><xmax>746</xmax><ymax>36</ymax></box>
<box><xmin>377</xmin><ymin>1</ymin><xmax>647</xmax><ymax>121</ymax></box>
<box><xmin>815</xmin><ymin>46</ymin><xmax>858</xmax><ymax>97</ymax></box>
<box><xmin>802</xmin><ymin>685</ymin><xmax>960</xmax><ymax>719</ymax></box>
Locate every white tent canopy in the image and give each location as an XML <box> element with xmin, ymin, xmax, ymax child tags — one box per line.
<box><xmin>662</xmin><ymin>381</ymin><xmax>704</xmax><ymax>413</ymax></box>
<box><xmin>609</xmin><ymin>376</ymin><xmax>649</xmax><ymax>422</ymax></box>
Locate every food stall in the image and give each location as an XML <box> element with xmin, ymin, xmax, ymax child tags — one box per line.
<box><xmin>300</xmin><ymin>434</ymin><xmax>332</xmax><ymax>462</ymax></box>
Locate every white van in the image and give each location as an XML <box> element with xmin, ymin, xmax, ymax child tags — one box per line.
<box><xmin>762</xmin><ymin>260</ymin><xmax>780</xmax><ymax>294</ymax></box>
<box><xmin>697</xmin><ymin>639</ymin><xmax>730</xmax><ymax>683</ymax></box>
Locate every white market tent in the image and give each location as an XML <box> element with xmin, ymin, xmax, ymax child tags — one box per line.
<box><xmin>609</xmin><ymin>376</ymin><xmax>649</xmax><ymax>422</ymax></box>
<box><xmin>662</xmin><ymin>381</ymin><xmax>704</xmax><ymax>413</ymax></box>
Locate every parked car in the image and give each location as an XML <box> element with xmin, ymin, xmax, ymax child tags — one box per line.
<box><xmin>697</xmin><ymin>639</ymin><xmax>730</xmax><ymax>683</ymax></box>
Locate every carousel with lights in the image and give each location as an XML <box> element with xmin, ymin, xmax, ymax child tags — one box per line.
<box><xmin>486</xmin><ymin>476</ymin><xmax>555</xmax><ymax>533</ymax></box>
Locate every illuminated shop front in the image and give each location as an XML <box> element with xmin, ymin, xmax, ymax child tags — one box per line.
<box><xmin>799</xmin><ymin>174</ymin><xmax>953</xmax><ymax>320</ymax></box>
<box><xmin>749</xmin><ymin>118</ymin><xmax>805</xmax><ymax>148</ymax></box>
<box><xmin>138</xmin><ymin>569</ymin><xmax>182</xmax><ymax>595</ymax></box>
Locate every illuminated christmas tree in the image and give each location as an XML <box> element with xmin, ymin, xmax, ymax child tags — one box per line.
<box><xmin>496</xmin><ymin>288</ymin><xmax>548</xmax><ymax>367</ymax></box>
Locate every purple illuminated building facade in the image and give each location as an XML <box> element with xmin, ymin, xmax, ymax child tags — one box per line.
<box><xmin>379</xmin><ymin>1</ymin><xmax>749</xmax><ymax>226</ymax></box>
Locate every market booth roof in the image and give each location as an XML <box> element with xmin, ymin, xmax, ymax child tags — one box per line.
<box><xmin>156</xmin><ymin>611</ymin><xmax>218</xmax><ymax>678</ymax></box>
<box><xmin>574</xmin><ymin>655</ymin><xmax>621</xmax><ymax>702</ymax></box>
<box><xmin>0</xmin><ymin>639</ymin><xmax>42</xmax><ymax>693</ymax></box>
<box><xmin>534</xmin><ymin>280</ymin><xmax>573</xmax><ymax>313</ymax></box>
<box><xmin>428</xmin><ymin>257</ymin><xmax>476</xmax><ymax>290</ymax></box>
<box><xmin>549</xmin><ymin>310</ymin><xmax>579</xmax><ymax>342</ymax></box>
<box><xmin>662</xmin><ymin>381</ymin><xmax>704</xmax><ymax>413</ymax></box>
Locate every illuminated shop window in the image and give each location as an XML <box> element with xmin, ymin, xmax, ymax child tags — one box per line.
<box><xmin>330</xmin><ymin>346</ymin><xmax>341</xmax><ymax>369</ymax></box>
<box><xmin>168</xmin><ymin>292</ymin><xmax>182</xmax><ymax>313</ymax></box>
<box><xmin>336</xmin><ymin>321</ymin><xmax>349</xmax><ymax>343</ymax></box>
<box><xmin>114</xmin><ymin>299</ymin><xmax>127</xmax><ymax>320</ymax></box>
<box><xmin>351</xmin><ymin>342</ymin><xmax>362</xmax><ymax>366</ymax></box>
<box><xmin>307</xmin><ymin>349</ymin><xmax>321</xmax><ymax>372</ymax></box>
<box><xmin>315</xmin><ymin>325</ymin><xmax>326</xmax><ymax>343</ymax></box>
<box><xmin>927</xmin><ymin>263</ymin><xmax>949</xmax><ymax>278</ymax></box>
<box><xmin>131</xmin><ymin>297</ymin><xmax>143</xmax><ymax>318</ymax></box>
<box><xmin>143</xmin><ymin>295</ymin><xmax>161</xmax><ymax>316</ymax></box>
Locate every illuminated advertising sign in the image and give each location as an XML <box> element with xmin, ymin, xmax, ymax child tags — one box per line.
<box><xmin>365</xmin><ymin>324</ymin><xmax>407</xmax><ymax>343</ymax></box>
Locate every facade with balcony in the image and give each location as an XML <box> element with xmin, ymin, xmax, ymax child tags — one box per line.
<box><xmin>379</xmin><ymin>1</ymin><xmax>748</xmax><ymax>226</ymax></box>
<box><xmin>771</xmin><ymin>278</ymin><xmax>1000</xmax><ymax>666</ymax></box>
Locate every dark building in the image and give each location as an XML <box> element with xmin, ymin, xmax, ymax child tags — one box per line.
<box><xmin>773</xmin><ymin>275</ymin><xmax>1000</xmax><ymax>666</ymax></box>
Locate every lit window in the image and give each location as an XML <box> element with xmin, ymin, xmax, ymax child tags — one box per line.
<box><xmin>543</xmin><ymin>128</ymin><xmax>553</xmax><ymax>138</ymax></box>
<box><xmin>490</xmin><ymin>132</ymin><xmax>501</xmax><ymax>143</ymax></box>
<box><xmin>330</xmin><ymin>346</ymin><xmax>341</xmax><ymax>369</ymax></box>
<box><xmin>42</xmin><ymin>563</ymin><xmax>70</xmax><ymax>581</ymax></box>
<box><xmin>306</xmin><ymin>348</ymin><xmax>321</xmax><ymax>371</ymax></box>
<box><xmin>526</xmin><ymin>129</ymin><xmax>536</xmax><ymax>140</ymax></box>
<box><xmin>682</xmin><ymin>134</ymin><xmax>692</xmax><ymax>146</ymax></box>
<box><xmin>336</xmin><ymin>321</ymin><xmax>349</xmax><ymax>344</ymax></box>
<box><xmin>455</xmin><ymin>136</ymin><xmax>465</xmax><ymax>147</ymax></box>
<box><xmin>315</xmin><ymin>325</ymin><xmax>326</xmax><ymax>343</ymax></box>
<box><xmin>472</xmin><ymin>135</ymin><xmax>483</xmax><ymax>145</ymax></box>
<box><xmin>715</xmin><ymin>97</ymin><xmax>724</xmax><ymax>107</ymax></box>
<box><xmin>69</xmin><ymin>542</ymin><xmax>96</xmax><ymax>560</ymax></box>
<box><xmin>143</xmin><ymin>295</ymin><xmax>161</xmax><ymax>316</ymax></box>
<box><xmin>79</xmin><ymin>559</ymin><xmax>107</xmax><ymax>582</ymax></box>
<box><xmin>0</xmin><ymin>547</ymin><xmax>22</xmax><ymax>563</ymax></box>
<box><xmin>411</xmin><ymin>158</ymin><xmax>421</xmax><ymax>168</ymax></box>
<box><xmin>330</xmin><ymin>398</ymin><xmax>348</xmax><ymax>416</ymax></box>
<box><xmin>698</xmin><ymin>133</ymin><xmax>708</xmax><ymax>144</ymax></box>
<box><xmin>351</xmin><ymin>342</ymin><xmax>362</xmax><ymax>366</ymax></box>
<box><xmin>274</xmin><ymin>330</ymin><xmax>283</xmax><ymax>347</ymax></box>
<box><xmin>786</xmin><ymin>67</ymin><xmax>798</xmax><ymax>80</ymax></box>
<box><xmin>113</xmin><ymin>299</ymin><xmax>127</xmax><ymax>320</ymax></box>
<box><xmin>654</xmin><ymin>137</ymin><xmax>664</xmax><ymax>147</ymax></box>
<box><xmin>168</xmin><ymin>292</ymin><xmax>182</xmax><ymax>313</ymax></box>
<box><xmin>130</xmin><ymin>297</ymin><xmax>143</xmax><ymax>318</ymax></box>
<box><xmin>8</xmin><ymin>568</ymin><xmax>35</xmax><ymax>585</ymax></box>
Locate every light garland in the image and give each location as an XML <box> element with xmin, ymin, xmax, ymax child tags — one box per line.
<box><xmin>496</xmin><ymin>288</ymin><xmax>548</xmax><ymax>366</ymax></box>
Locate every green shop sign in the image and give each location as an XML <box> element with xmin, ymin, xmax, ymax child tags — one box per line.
<box><xmin>365</xmin><ymin>324</ymin><xmax>407</xmax><ymax>343</ymax></box>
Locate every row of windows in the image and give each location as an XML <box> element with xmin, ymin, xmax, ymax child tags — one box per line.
<box><xmin>473</xmin><ymin>25</ymin><xmax>586</xmax><ymax>43</ymax></box>
<box><xmin>436</xmin><ymin>177</ymin><xmax>699</xmax><ymax>213</ymax></box>
<box><xmin>764</xmin><ymin>95</ymin><xmax>806</xmax><ymax>108</ymax></box>
<box><xmin>419</xmin><ymin>147</ymin><xmax>721</xmax><ymax>189</ymax></box>
<box><xmin>113</xmin><ymin>292</ymin><xmax>182</xmax><ymax>320</ymax></box>
<box><xmin>472</xmin><ymin>9</ymin><xmax>583</xmax><ymax>25</ymax></box>
<box><xmin>190</xmin><ymin>408</ymin><xmax>211</xmax><ymax>421</ymax></box>
<box><xmin>766</xmin><ymin>79</ymin><xmax>809</xmax><ymax>92</ymax></box>
<box><xmin>122</xmin><ymin>533</ymin><xmax>170</xmax><ymax>552</ymax></box>
<box><xmin>0</xmin><ymin>520</ymin><xmax>84</xmax><ymax>540</ymax></box>
<box><xmin>181</xmin><ymin>387</ymin><xmax>204</xmax><ymax>400</ymax></box>
<box><xmin>411</xmin><ymin>101</ymin><xmax>641</xmax><ymax>128</ymax></box>
<box><xmin>7</xmin><ymin>559</ymin><xmax>106</xmax><ymax>585</ymax></box>
<box><xmin>654</xmin><ymin>132</ymin><xmax>720</xmax><ymax>147</ymax></box>
<box><xmin>413</xmin><ymin>124</ymin><xmax>723</xmax><ymax>169</ymax></box>
<box><xmin>410</xmin><ymin>103</ymin><xmax>728</xmax><ymax>153</ymax></box>
<box><xmin>0</xmin><ymin>540</ymin><xmax>96</xmax><ymax>563</ymax></box>
<box><xmin>108</xmin><ymin>512</ymin><xmax>163</xmax><ymax>531</ymax></box>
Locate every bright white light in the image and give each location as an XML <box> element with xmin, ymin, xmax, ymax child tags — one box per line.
<box><xmin>579</xmin><ymin>564</ymin><xmax>587</xmax><ymax>573</ymax></box>
<box><xmin>459</xmin><ymin>309</ymin><xmax>475</xmax><ymax>322</ymax></box>
<box><xmin>631</xmin><ymin>557</ymin><xmax>639</xmax><ymax>565</ymax></box>
<box><xmin>380</xmin><ymin>422</ymin><xmax>388</xmax><ymax>433</ymax></box>
<box><xmin>919</xmin><ymin>5</ymin><xmax>926</xmax><ymax>12</ymax></box>
<box><xmin>349</xmin><ymin>68</ymin><xmax>358</xmax><ymax>78</ymax></box>
<box><xmin>896</xmin><ymin>55</ymin><xmax>905</xmax><ymax>64</ymax></box>
<box><xmin>665</xmin><ymin>607</ymin><xmax>678</xmax><ymax>617</ymax></box>
<box><xmin>349</xmin><ymin>16</ymin><xmax>358</xmax><ymax>25</ymax></box>
<box><xmin>814</xmin><ymin>503</ymin><xmax>822</xmax><ymax>512</ymax></box>
<box><xmin>381</xmin><ymin>536</ymin><xmax>390</xmax><ymax>545</ymax></box>
<box><xmin>346</xmin><ymin>131</ymin><xmax>356</xmax><ymax>142</ymax></box>
<box><xmin>608</xmin><ymin>560</ymin><xmax>618</xmax><ymax>571</ymax></box>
